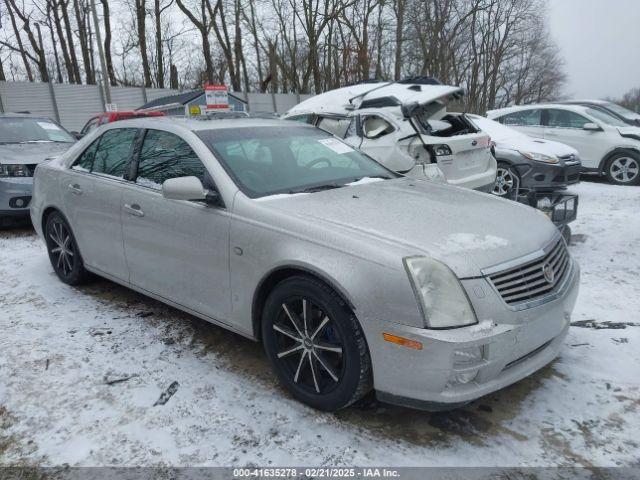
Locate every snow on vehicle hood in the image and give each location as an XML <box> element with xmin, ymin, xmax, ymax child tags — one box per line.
<box><xmin>467</xmin><ymin>114</ymin><xmax>578</xmax><ymax>158</ymax></box>
<box><xmin>259</xmin><ymin>177</ymin><xmax>558</xmax><ymax>278</ymax></box>
<box><xmin>0</xmin><ymin>142</ymin><xmax>74</xmax><ymax>165</ymax></box>
<box><xmin>285</xmin><ymin>83</ymin><xmax>462</xmax><ymax>117</ymax></box>
<box><xmin>617</xmin><ymin>126</ymin><xmax>640</xmax><ymax>141</ymax></box>
<box><xmin>497</xmin><ymin>136</ymin><xmax>578</xmax><ymax>158</ymax></box>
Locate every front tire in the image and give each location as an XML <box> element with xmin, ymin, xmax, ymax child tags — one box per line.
<box><xmin>493</xmin><ymin>162</ymin><xmax>520</xmax><ymax>197</ymax></box>
<box><xmin>604</xmin><ymin>151</ymin><xmax>640</xmax><ymax>185</ymax></box>
<box><xmin>261</xmin><ymin>276</ymin><xmax>372</xmax><ymax>411</ymax></box>
<box><xmin>45</xmin><ymin>212</ymin><xmax>90</xmax><ymax>285</ymax></box>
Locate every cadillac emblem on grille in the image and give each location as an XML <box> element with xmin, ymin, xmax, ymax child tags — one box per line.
<box><xmin>542</xmin><ymin>262</ymin><xmax>555</xmax><ymax>284</ymax></box>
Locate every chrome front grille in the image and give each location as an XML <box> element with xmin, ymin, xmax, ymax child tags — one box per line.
<box><xmin>488</xmin><ymin>239</ymin><xmax>571</xmax><ymax>306</ymax></box>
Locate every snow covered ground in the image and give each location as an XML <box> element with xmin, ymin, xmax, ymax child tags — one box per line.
<box><xmin>0</xmin><ymin>179</ymin><xmax>638</xmax><ymax>467</ymax></box>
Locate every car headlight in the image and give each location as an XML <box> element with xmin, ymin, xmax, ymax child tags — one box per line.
<box><xmin>519</xmin><ymin>151</ymin><xmax>559</xmax><ymax>164</ymax></box>
<box><xmin>403</xmin><ymin>256</ymin><xmax>477</xmax><ymax>329</ymax></box>
<box><xmin>0</xmin><ymin>164</ymin><xmax>31</xmax><ymax>177</ymax></box>
<box><xmin>432</xmin><ymin>144</ymin><xmax>453</xmax><ymax>156</ymax></box>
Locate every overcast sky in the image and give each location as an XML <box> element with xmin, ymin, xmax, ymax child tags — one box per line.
<box><xmin>547</xmin><ymin>0</ymin><xmax>640</xmax><ymax>100</ymax></box>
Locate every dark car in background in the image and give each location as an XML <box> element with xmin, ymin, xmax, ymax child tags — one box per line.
<box><xmin>559</xmin><ymin>100</ymin><xmax>640</xmax><ymax>127</ymax></box>
<box><xmin>468</xmin><ymin>114</ymin><xmax>581</xmax><ymax>196</ymax></box>
<box><xmin>0</xmin><ymin>114</ymin><xmax>75</xmax><ymax>225</ymax></box>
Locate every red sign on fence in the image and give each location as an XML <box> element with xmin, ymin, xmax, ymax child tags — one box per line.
<box><xmin>205</xmin><ymin>84</ymin><xmax>230</xmax><ymax>110</ymax></box>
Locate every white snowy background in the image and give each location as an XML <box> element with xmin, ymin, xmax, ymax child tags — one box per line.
<box><xmin>0</xmin><ymin>179</ymin><xmax>638</xmax><ymax>467</ymax></box>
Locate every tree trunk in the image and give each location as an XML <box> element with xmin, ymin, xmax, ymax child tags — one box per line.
<box><xmin>154</xmin><ymin>0</ymin><xmax>165</xmax><ymax>88</ymax></box>
<box><xmin>100</xmin><ymin>0</ymin><xmax>117</xmax><ymax>86</ymax></box>
<box><xmin>51</xmin><ymin>0</ymin><xmax>75</xmax><ymax>82</ymax></box>
<box><xmin>135</xmin><ymin>0</ymin><xmax>153</xmax><ymax>87</ymax></box>
<box><xmin>393</xmin><ymin>0</ymin><xmax>405</xmax><ymax>80</ymax></box>
<box><xmin>73</xmin><ymin>0</ymin><xmax>95</xmax><ymax>84</ymax></box>
<box><xmin>60</xmin><ymin>0</ymin><xmax>82</xmax><ymax>83</ymax></box>
<box><xmin>176</xmin><ymin>0</ymin><xmax>214</xmax><ymax>84</ymax></box>
<box><xmin>170</xmin><ymin>64</ymin><xmax>179</xmax><ymax>89</ymax></box>
<box><xmin>5</xmin><ymin>1</ymin><xmax>34</xmax><ymax>81</ymax></box>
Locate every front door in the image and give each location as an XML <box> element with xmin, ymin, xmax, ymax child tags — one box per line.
<box><xmin>120</xmin><ymin>128</ymin><xmax>232</xmax><ymax>322</ymax></box>
<box><xmin>542</xmin><ymin>108</ymin><xmax>607</xmax><ymax>169</ymax></box>
<box><xmin>63</xmin><ymin>128</ymin><xmax>138</xmax><ymax>281</ymax></box>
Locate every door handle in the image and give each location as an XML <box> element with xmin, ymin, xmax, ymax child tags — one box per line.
<box><xmin>68</xmin><ymin>183</ymin><xmax>82</xmax><ymax>195</ymax></box>
<box><xmin>123</xmin><ymin>203</ymin><xmax>145</xmax><ymax>217</ymax></box>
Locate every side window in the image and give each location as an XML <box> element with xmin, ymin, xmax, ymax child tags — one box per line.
<box><xmin>72</xmin><ymin>139</ymin><xmax>100</xmax><ymax>172</ymax></box>
<box><xmin>136</xmin><ymin>129</ymin><xmax>207</xmax><ymax>190</ymax></box>
<box><xmin>499</xmin><ymin>109</ymin><xmax>542</xmax><ymax>126</ymax></box>
<box><xmin>92</xmin><ymin>128</ymin><xmax>137</xmax><ymax>178</ymax></box>
<box><xmin>317</xmin><ymin>116</ymin><xmax>352</xmax><ymax>138</ymax></box>
<box><xmin>361</xmin><ymin>115</ymin><xmax>394</xmax><ymax>139</ymax></box>
<box><xmin>546</xmin><ymin>109</ymin><xmax>590</xmax><ymax>129</ymax></box>
<box><xmin>287</xmin><ymin>114</ymin><xmax>315</xmax><ymax>124</ymax></box>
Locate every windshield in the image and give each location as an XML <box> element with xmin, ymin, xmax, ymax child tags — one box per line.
<box><xmin>197</xmin><ymin>126</ymin><xmax>397</xmax><ymax>198</ymax></box>
<box><xmin>0</xmin><ymin>117</ymin><xmax>75</xmax><ymax>144</ymax></box>
<box><xmin>585</xmin><ymin>108</ymin><xmax>628</xmax><ymax>127</ymax></box>
<box><xmin>602</xmin><ymin>102</ymin><xmax>640</xmax><ymax>119</ymax></box>
<box><xmin>467</xmin><ymin>115</ymin><xmax>527</xmax><ymax>141</ymax></box>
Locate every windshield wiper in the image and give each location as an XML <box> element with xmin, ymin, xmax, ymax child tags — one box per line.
<box><xmin>290</xmin><ymin>183</ymin><xmax>343</xmax><ymax>194</ymax></box>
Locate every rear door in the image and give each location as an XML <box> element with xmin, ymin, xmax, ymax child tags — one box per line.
<box><xmin>64</xmin><ymin>128</ymin><xmax>137</xmax><ymax>280</ymax></box>
<box><xmin>542</xmin><ymin>108</ymin><xmax>607</xmax><ymax>169</ymax></box>
<box><xmin>496</xmin><ymin>108</ymin><xmax>545</xmax><ymax>138</ymax></box>
<box><xmin>120</xmin><ymin>128</ymin><xmax>232</xmax><ymax>321</ymax></box>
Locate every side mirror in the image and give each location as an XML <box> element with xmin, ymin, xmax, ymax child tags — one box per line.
<box><xmin>71</xmin><ymin>131</ymin><xmax>84</xmax><ymax>140</ymax></box>
<box><xmin>162</xmin><ymin>176</ymin><xmax>209</xmax><ymax>202</ymax></box>
<box><xmin>582</xmin><ymin>122</ymin><xmax>601</xmax><ymax>131</ymax></box>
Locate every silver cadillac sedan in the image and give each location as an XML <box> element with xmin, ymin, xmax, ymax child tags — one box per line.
<box><xmin>30</xmin><ymin>117</ymin><xmax>579</xmax><ymax>412</ymax></box>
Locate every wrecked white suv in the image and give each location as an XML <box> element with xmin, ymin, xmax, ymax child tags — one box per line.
<box><xmin>284</xmin><ymin>79</ymin><xmax>497</xmax><ymax>191</ymax></box>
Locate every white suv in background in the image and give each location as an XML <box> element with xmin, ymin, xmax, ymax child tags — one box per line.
<box><xmin>487</xmin><ymin>104</ymin><xmax>640</xmax><ymax>185</ymax></box>
<box><xmin>284</xmin><ymin>80</ymin><xmax>497</xmax><ymax>192</ymax></box>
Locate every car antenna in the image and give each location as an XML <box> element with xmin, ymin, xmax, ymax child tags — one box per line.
<box><xmin>347</xmin><ymin>81</ymin><xmax>394</xmax><ymax>110</ymax></box>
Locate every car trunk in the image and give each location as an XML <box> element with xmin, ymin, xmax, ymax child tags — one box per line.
<box><xmin>412</xmin><ymin>109</ymin><xmax>494</xmax><ymax>184</ymax></box>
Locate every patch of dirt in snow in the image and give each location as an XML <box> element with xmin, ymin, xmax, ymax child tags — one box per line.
<box><xmin>0</xmin><ymin>179</ymin><xmax>639</xmax><ymax>467</ymax></box>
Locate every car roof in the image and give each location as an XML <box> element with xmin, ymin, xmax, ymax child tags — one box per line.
<box><xmin>559</xmin><ymin>99</ymin><xmax>610</xmax><ymax>106</ymax></box>
<box><xmin>100</xmin><ymin>116</ymin><xmax>312</xmax><ymax>132</ymax></box>
<box><xmin>487</xmin><ymin>103</ymin><xmax>596</xmax><ymax>116</ymax></box>
<box><xmin>285</xmin><ymin>82</ymin><xmax>462</xmax><ymax>117</ymax></box>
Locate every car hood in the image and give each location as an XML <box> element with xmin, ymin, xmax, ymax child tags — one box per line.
<box><xmin>0</xmin><ymin>142</ymin><xmax>74</xmax><ymax>165</ymax></box>
<box><xmin>259</xmin><ymin>178</ymin><xmax>558</xmax><ymax>278</ymax></box>
<box><xmin>496</xmin><ymin>136</ymin><xmax>578</xmax><ymax>157</ymax></box>
<box><xmin>617</xmin><ymin>126</ymin><xmax>640</xmax><ymax>140</ymax></box>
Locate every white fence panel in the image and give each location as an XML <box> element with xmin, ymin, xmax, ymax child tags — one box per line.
<box><xmin>145</xmin><ymin>88</ymin><xmax>180</xmax><ymax>103</ymax></box>
<box><xmin>111</xmin><ymin>87</ymin><xmax>145</xmax><ymax>111</ymax></box>
<box><xmin>0</xmin><ymin>82</ymin><xmax>311</xmax><ymax>128</ymax></box>
<box><xmin>54</xmin><ymin>83</ymin><xmax>103</xmax><ymax>131</ymax></box>
<box><xmin>0</xmin><ymin>81</ymin><xmax>56</xmax><ymax>119</ymax></box>
<box><xmin>247</xmin><ymin>93</ymin><xmax>276</xmax><ymax>113</ymax></box>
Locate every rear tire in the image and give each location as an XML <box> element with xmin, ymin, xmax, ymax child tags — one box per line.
<box><xmin>261</xmin><ymin>275</ymin><xmax>372</xmax><ymax>411</ymax></box>
<box><xmin>45</xmin><ymin>212</ymin><xmax>90</xmax><ymax>285</ymax></box>
<box><xmin>604</xmin><ymin>151</ymin><xmax>640</xmax><ymax>186</ymax></box>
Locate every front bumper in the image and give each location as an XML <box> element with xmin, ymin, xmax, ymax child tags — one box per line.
<box><xmin>515</xmin><ymin>161</ymin><xmax>581</xmax><ymax>191</ymax></box>
<box><xmin>0</xmin><ymin>177</ymin><xmax>33</xmax><ymax>218</ymax></box>
<box><xmin>370</xmin><ymin>260</ymin><xmax>580</xmax><ymax>410</ymax></box>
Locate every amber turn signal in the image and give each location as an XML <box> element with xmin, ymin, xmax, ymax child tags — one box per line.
<box><xmin>382</xmin><ymin>333</ymin><xmax>423</xmax><ymax>350</ymax></box>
